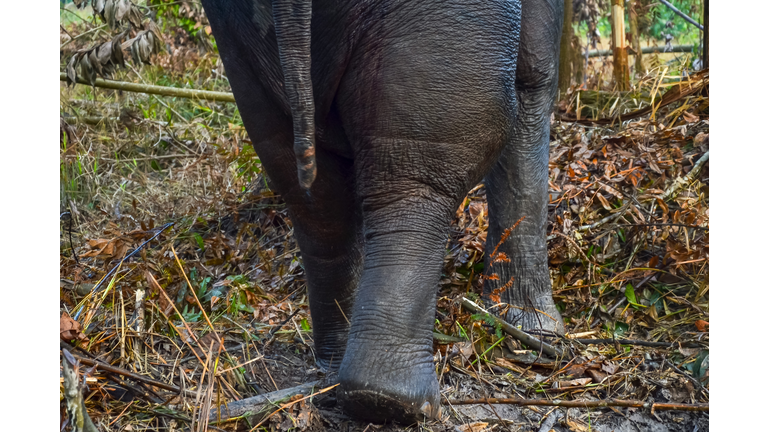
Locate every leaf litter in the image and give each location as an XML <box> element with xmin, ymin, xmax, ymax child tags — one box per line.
<box><xmin>60</xmin><ymin>17</ymin><xmax>708</xmax><ymax>431</ymax></box>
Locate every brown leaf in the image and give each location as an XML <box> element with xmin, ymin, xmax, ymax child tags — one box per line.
<box><xmin>457</xmin><ymin>422</ymin><xmax>489</xmax><ymax>432</ymax></box>
<box><xmin>586</xmin><ymin>369</ymin><xmax>607</xmax><ymax>383</ymax></box>
<box><xmin>556</xmin><ymin>377</ymin><xmax>592</xmax><ymax>388</ymax></box>
<box><xmin>60</xmin><ymin>312</ymin><xmax>88</xmax><ymax>343</ymax></box>
<box><xmin>695</xmin><ymin>320</ymin><xmax>709</xmax><ymax>332</ymax></box>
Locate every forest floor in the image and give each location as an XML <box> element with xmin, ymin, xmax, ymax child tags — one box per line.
<box><xmin>60</xmin><ymin>30</ymin><xmax>709</xmax><ymax>432</ymax></box>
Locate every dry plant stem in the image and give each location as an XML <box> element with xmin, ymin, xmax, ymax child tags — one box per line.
<box><xmin>570</xmin><ymin>338</ymin><xmax>702</xmax><ymax>348</ymax></box>
<box><xmin>208</xmin><ymin>379</ymin><xmax>336</xmax><ymax>423</ymax></box>
<box><xmin>75</xmin><ymin>223</ymin><xmax>174</xmax><ymax>320</ymax></box>
<box><xmin>62</xmin><ymin>350</ymin><xmax>99</xmax><ymax>432</ymax></box>
<box><xmin>448</xmin><ymin>397</ymin><xmax>708</xmax><ymax>412</ymax></box>
<box><xmin>171</xmin><ymin>244</ymin><xmax>221</xmax><ymax>346</ymax></box>
<box><xmin>574</xmin><ymin>204</ymin><xmax>630</xmax><ymax>233</ymax></box>
<box><xmin>663</xmin><ymin>358</ymin><xmax>708</xmax><ymax>393</ymax></box>
<box><xmin>64</xmin><ymin>347</ymin><xmax>199</xmax><ymax>398</ymax></box>
<box><xmin>659</xmin><ymin>151</ymin><xmax>709</xmax><ymax>201</ymax></box>
<box><xmin>147</xmin><ymin>273</ymin><xmax>207</xmax><ymax>366</ymax></box>
<box><xmin>61</xmin><ymin>72</ymin><xmax>236</xmax><ymax>103</ymax></box>
<box><xmin>263</xmin><ymin>307</ymin><xmax>302</xmax><ymax>348</ymax></box>
<box><xmin>460</xmin><ymin>298</ymin><xmax>565</xmax><ymax>359</ymax></box>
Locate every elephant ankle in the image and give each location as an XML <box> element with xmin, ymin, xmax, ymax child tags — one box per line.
<box><xmin>503</xmin><ymin>297</ymin><xmax>564</xmax><ymax>336</ymax></box>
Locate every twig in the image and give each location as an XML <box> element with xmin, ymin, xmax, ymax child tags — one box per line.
<box><xmin>663</xmin><ymin>358</ymin><xmax>709</xmax><ymax>393</ymax></box>
<box><xmin>460</xmin><ymin>298</ymin><xmax>566</xmax><ymax>359</ymax></box>
<box><xmin>62</xmin><ymin>344</ymin><xmax>199</xmax><ymax>398</ymax></box>
<box><xmin>658</xmin><ymin>0</ymin><xmax>704</xmax><ymax>30</ymax></box>
<box><xmin>448</xmin><ymin>397</ymin><xmax>708</xmax><ymax>412</ymax></box>
<box><xmin>659</xmin><ymin>151</ymin><xmax>709</xmax><ymax>201</ymax></box>
<box><xmin>569</xmin><ymin>338</ymin><xmax>703</xmax><ymax>348</ymax></box>
<box><xmin>263</xmin><ymin>308</ymin><xmax>302</xmax><ymax>348</ymax></box>
<box><xmin>61</xmin><ymin>72</ymin><xmax>236</xmax><ymax>103</ymax></box>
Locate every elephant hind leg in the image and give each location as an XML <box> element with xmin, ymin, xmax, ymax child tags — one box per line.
<box><xmin>253</xmin><ymin>133</ymin><xmax>363</xmax><ymax>370</ymax></box>
<box><xmin>483</xmin><ymin>0</ymin><xmax>565</xmax><ymax>335</ymax></box>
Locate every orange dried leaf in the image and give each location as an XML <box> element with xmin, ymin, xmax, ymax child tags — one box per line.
<box><xmin>695</xmin><ymin>320</ymin><xmax>709</xmax><ymax>332</ymax></box>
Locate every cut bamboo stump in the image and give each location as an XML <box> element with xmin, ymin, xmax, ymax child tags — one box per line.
<box><xmin>611</xmin><ymin>0</ymin><xmax>630</xmax><ymax>91</ymax></box>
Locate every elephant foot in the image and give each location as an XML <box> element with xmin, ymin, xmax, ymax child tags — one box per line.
<box><xmin>503</xmin><ymin>294</ymin><xmax>565</xmax><ymax>336</ymax></box>
<box><xmin>337</xmin><ymin>340</ymin><xmax>441</xmax><ymax>423</ymax></box>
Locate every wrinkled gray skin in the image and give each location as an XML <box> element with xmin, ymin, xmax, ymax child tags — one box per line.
<box><xmin>201</xmin><ymin>0</ymin><xmax>564</xmax><ymax>423</ymax></box>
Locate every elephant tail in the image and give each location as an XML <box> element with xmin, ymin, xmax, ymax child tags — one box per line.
<box><xmin>273</xmin><ymin>0</ymin><xmax>317</xmax><ymax>190</ymax></box>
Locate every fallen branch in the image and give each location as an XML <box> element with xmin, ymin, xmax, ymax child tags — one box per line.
<box><xmin>460</xmin><ymin>297</ymin><xmax>566</xmax><ymax>359</ymax></box>
<box><xmin>588</xmin><ymin>44</ymin><xmax>694</xmax><ymax>58</ymax></box>
<box><xmin>208</xmin><ymin>378</ymin><xmax>338</xmax><ymax>423</ymax></box>
<box><xmin>60</xmin><ymin>72</ymin><xmax>236</xmax><ymax>103</ymax></box>
<box><xmin>659</xmin><ymin>151</ymin><xmax>709</xmax><ymax>201</ymax></box>
<box><xmin>448</xmin><ymin>397</ymin><xmax>708</xmax><ymax>412</ymax></box>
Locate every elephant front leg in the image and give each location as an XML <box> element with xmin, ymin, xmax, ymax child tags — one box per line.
<box><xmin>337</xmin><ymin>176</ymin><xmax>454</xmax><ymax>422</ymax></box>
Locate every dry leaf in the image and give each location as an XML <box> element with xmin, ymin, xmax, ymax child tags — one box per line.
<box><xmin>60</xmin><ymin>312</ymin><xmax>88</xmax><ymax>343</ymax></box>
<box><xmin>695</xmin><ymin>320</ymin><xmax>709</xmax><ymax>332</ymax></box>
<box><xmin>457</xmin><ymin>422</ymin><xmax>489</xmax><ymax>432</ymax></box>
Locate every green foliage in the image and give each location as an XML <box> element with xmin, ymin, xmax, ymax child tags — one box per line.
<box><xmin>233</xmin><ymin>144</ymin><xmax>262</xmax><ymax>183</ymax></box>
<box><xmin>148</xmin><ymin>0</ymin><xmax>216</xmax><ymax>49</ymax></box>
<box><xmin>471</xmin><ymin>313</ymin><xmax>504</xmax><ymax>338</ymax></box>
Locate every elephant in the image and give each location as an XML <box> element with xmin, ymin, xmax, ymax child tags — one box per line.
<box><xmin>201</xmin><ymin>0</ymin><xmax>565</xmax><ymax>423</ymax></box>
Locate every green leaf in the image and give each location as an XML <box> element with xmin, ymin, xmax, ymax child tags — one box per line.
<box><xmin>300</xmin><ymin>318</ymin><xmax>310</xmax><ymax>332</ymax></box>
<box><xmin>624</xmin><ymin>283</ymin><xmax>637</xmax><ymax>304</ymax></box>
<box><xmin>613</xmin><ymin>321</ymin><xmax>629</xmax><ymax>337</ymax></box>
<box><xmin>192</xmin><ymin>232</ymin><xmax>205</xmax><ymax>251</ymax></box>
<box><xmin>150</xmin><ymin>160</ymin><xmax>161</xmax><ymax>171</ymax></box>
<box><xmin>624</xmin><ymin>283</ymin><xmax>647</xmax><ymax>308</ymax></box>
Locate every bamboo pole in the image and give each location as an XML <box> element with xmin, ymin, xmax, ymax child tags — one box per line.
<box><xmin>628</xmin><ymin>1</ymin><xmax>644</xmax><ymax>76</ymax></box>
<box><xmin>558</xmin><ymin>0</ymin><xmax>574</xmax><ymax>98</ymax></box>
<box><xmin>611</xmin><ymin>0</ymin><xmax>630</xmax><ymax>91</ymax></box>
<box><xmin>588</xmin><ymin>44</ymin><xmax>694</xmax><ymax>58</ymax></box>
<box><xmin>60</xmin><ymin>72</ymin><xmax>236</xmax><ymax>103</ymax></box>
<box><xmin>703</xmin><ymin>0</ymin><xmax>708</xmax><ymax>67</ymax></box>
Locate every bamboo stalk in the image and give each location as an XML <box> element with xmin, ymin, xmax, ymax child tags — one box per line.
<box><xmin>611</xmin><ymin>0</ymin><xmax>630</xmax><ymax>91</ymax></box>
<box><xmin>60</xmin><ymin>72</ymin><xmax>236</xmax><ymax>103</ymax></box>
<box><xmin>588</xmin><ymin>44</ymin><xmax>695</xmax><ymax>58</ymax></box>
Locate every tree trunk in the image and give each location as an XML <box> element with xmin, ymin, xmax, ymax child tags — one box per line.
<box><xmin>558</xmin><ymin>0</ymin><xmax>574</xmax><ymax>99</ymax></box>
<box><xmin>611</xmin><ymin>0</ymin><xmax>630</xmax><ymax>90</ymax></box>
<box><xmin>629</xmin><ymin>1</ymin><xmax>644</xmax><ymax>77</ymax></box>
<box><xmin>703</xmin><ymin>0</ymin><xmax>708</xmax><ymax>68</ymax></box>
